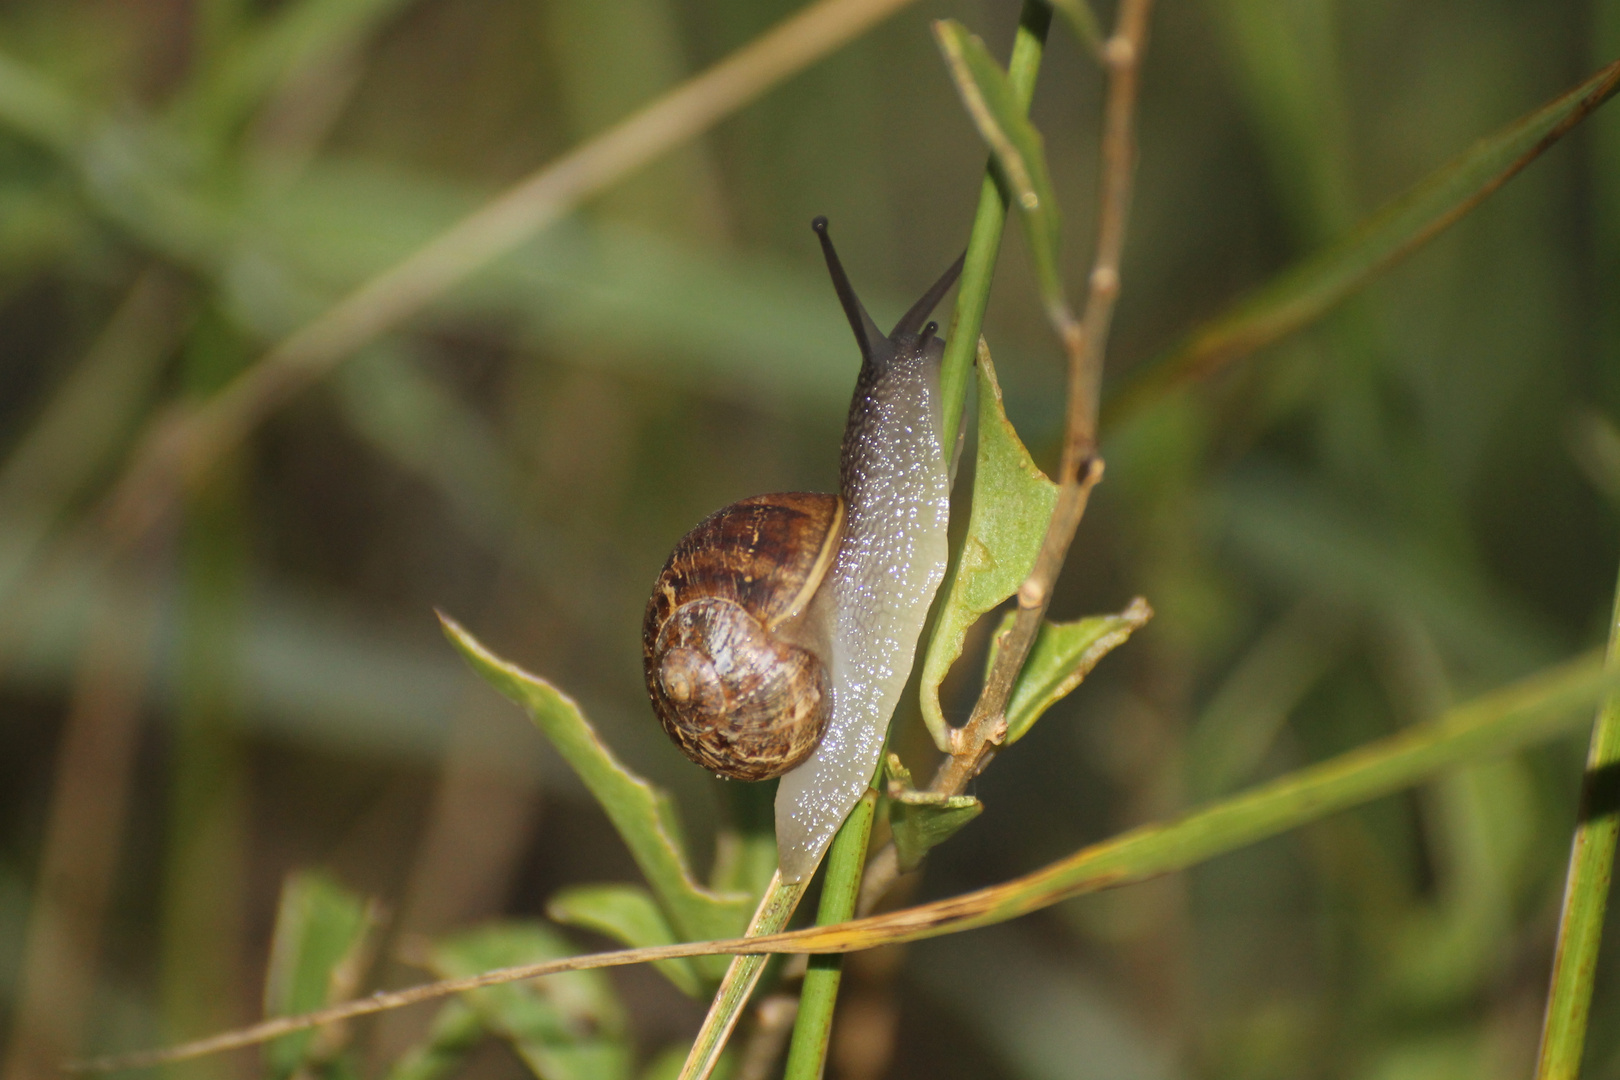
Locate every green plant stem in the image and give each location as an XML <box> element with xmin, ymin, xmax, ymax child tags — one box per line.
<box><xmin>1534</xmin><ymin>559</ymin><xmax>1620</xmax><ymax>1080</ymax></box>
<box><xmin>759</xmin><ymin>7</ymin><xmax>1053</xmax><ymax>1069</ymax></box>
<box><xmin>779</xmin><ymin>790</ymin><xmax>878</xmax><ymax>1080</ymax></box>
<box><xmin>762</xmin><ymin>7</ymin><xmax>1055</xmax><ymax>1069</ymax></box>
<box><xmin>938</xmin><ymin>0</ymin><xmax>1053</xmax><ymax>455</ymax></box>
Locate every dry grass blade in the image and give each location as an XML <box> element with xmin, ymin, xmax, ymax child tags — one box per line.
<box><xmin>103</xmin><ymin>0</ymin><xmax>924</xmax><ymax>542</ymax></box>
<box><xmin>68</xmin><ymin>649</ymin><xmax>1614</xmax><ymax>1075</ymax></box>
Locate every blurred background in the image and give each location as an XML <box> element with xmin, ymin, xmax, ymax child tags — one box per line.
<box><xmin>1</xmin><ymin>0</ymin><xmax>1619</xmax><ymax>1078</ymax></box>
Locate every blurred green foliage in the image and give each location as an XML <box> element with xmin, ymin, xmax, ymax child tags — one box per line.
<box><xmin>0</xmin><ymin>1</ymin><xmax>1618</xmax><ymax>1079</ymax></box>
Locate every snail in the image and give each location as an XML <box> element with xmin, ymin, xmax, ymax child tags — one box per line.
<box><xmin>643</xmin><ymin>218</ymin><xmax>963</xmax><ymax>883</ymax></box>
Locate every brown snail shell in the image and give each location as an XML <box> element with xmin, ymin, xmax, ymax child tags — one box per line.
<box><xmin>642</xmin><ymin>492</ymin><xmax>844</xmax><ymax>781</ymax></box>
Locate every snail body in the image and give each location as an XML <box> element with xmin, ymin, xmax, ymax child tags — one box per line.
<box><xmin>644</xmin><ymin>218</ymin><xmax>962</xmax><ymax>882</ymax></box>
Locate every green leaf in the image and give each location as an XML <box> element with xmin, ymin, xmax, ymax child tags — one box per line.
<box><xmin>380</xmin><ymin>1001</ymin><xmax>483</xmax><ymax>1080</ymax></box>
<box><xmin>988</xmin><ymin>600</ymin><xmax>1153</xmax><ymax>745</ymax></box>
<box><xmin>1104</xmin><ymin>58</ymin><xmax>1620</xmax><ymax>429</ymax></box>
<box><xmin>1185</xmin><ymin>598</ymin><xmax>1352</xmax><ymax>798</ymax></box>
<box><xmin>933</xmin><ymin>20</ymin><xmax>1067</xmax><ymax>322</ymax></box>
<box><xmin>438</xmin><ymin>616</ymin><xmax>755</xmax><ymax>953</ymax></box>
<box><xmin>429</xmin><ymin>922</ymin><xmax>630</xmax><ymax>1080</ymax></box>
<box><xmin>919</xmin><ymin>343</ymin><xmax>1059</xmax><ymax>750</ymax></box>
<box><xmin>262</xmin><ymin>872</ymin><xmax>383</xmax><ymax>1080</ymax></box>
<box><xmin>1044</xmin><ymin>0</ymin><xmax>1104</xmax><ymax>58</ymax></box>
<box><xmin>883</xmin><ymin>755</ymin><xmax>984</xmax><ymax>872</ymax></box>
<box><xmin>547</xmin><ymin>885</ymin><xmax>704</xmax><ymax>998</ymax></box>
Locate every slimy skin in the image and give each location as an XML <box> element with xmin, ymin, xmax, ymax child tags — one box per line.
<box><xmin>774</xmin><ymin>220</ymin><xmax>961</xmax><ymax>883</ymax></box>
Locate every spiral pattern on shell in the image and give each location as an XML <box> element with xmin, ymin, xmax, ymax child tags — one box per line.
<box><xmin>642</xmin><ymin>492</ymin><xmax>843</xmax><ymax>781</ymax></box>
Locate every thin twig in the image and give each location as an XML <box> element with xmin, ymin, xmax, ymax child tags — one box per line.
<box><xmin>67</xmin><ymin>646</ymin><xmax>1617</xmax><ymax>1075</ymax></box>
<box><xmin>100</xmin><ymin>0</ymin><xmax>925</xmax><ymax>547</ymax></box>
<box><xmin>931</xmin><ymin>0</ymin><xmax>1152</xmax><ymax>796</ymax></box>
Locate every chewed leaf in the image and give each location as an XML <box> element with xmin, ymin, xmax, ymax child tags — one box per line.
<box><xmin>934</xmin><ymin>20</ymin><xmax>1066</xmax><ymax>321</ymax></box>
<box><xmin>920</xmin><ymin>343</ymin><xmax>1058</xmax><ymax>750</ymax></box>
<box><xmin>263</xmin><ymin>872</ymin><xmax>383</xmax><ymax>1080</ymax></box>
<box><xmin>429</xmin><ymin>922</ymin><xmax>630</xmax><ymax>1080</ymax></box>
<box><xmin>547</xmin><ymin>884</ymin><xmax>704</xmax><ymax>998</ymax></box>
<box><xmin>989</xmin><ymin>599</ymin><xmax>1153</xmax><ymax>744</ymax></box>
<box><xmin>439</xmin><ymin>614</ymin><xmax>754</xmax><ymax>950</ymax></box>
<box><xmin>884</xmin><ymin>755</ymin><xmax>984</xmax><ymax>871</ymax></box>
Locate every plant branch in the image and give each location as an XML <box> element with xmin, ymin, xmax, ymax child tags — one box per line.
<box><xmin>930</xmin><ymin>0</ymin><xmax>1152</xmax><ymax>799</ymax></box>
<box><xmin>768</xmin><ymin>1</ymin><xmax>1057</xmax><ymax>1063</ymax></box>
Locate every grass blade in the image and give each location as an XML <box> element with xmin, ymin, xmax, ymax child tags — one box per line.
<box><xmin>72</xmin><ymin>649</ymin><xmax>1620</xmax><ymax>1073</ymax></box>
<box><xmin>176</xmin><ymin>0</ymin><xmax>418</xmax><ymax>140</ymax></box>
<box><xmin>1534</xmin><ymin>562</ymin><xmax>1620</xmax><ymax>1079</ymax></box>
<box><xmin>674</xmin><ymin>875</ymin><xmax>804</xmax><ymax>1080</ymax></box>
<box><xmin>0</xmin><ymin>270</ymin><xmax>184</xmax><ymax>607</ymax></box>
<box><xmin>0</xmin><ymin>48</ymin><xmax>83</xmax><ymax>152</ymax></box>
<box><xmin>1104</xmin><ymin>57</ymin><xmax>1620</xmax><ymax>429</ymax></box>
<box><xmin>106</xmin><ymin>0</ymin><xmax>933</xmax><ymax>533</ymax></box>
